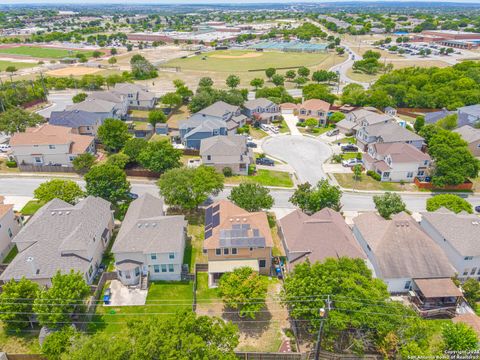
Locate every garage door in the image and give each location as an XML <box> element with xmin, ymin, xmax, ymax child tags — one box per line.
<box><xmin>281</xmin><ymin>109</ymin><xmax>294</xmax><ymax>115</ymax></box>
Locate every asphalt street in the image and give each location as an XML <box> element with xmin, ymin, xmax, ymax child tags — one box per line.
<box><xmin>37</xmin><ymin>91</ymin><xmax>75</xmax><ymax>118</ymax></box>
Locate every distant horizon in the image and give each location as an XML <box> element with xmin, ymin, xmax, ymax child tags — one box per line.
<box><xmin>2</xmin><ymin>0</ymin><xmax>480</xmax><ymax>4</ymax></box>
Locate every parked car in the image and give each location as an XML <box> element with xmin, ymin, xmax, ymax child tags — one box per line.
<box><xmin>247</xmin><ymin>142</ymin><xmax>257</xmax><ymax>148</ymax></box>
<box><xmin>256</xmin><ymin>157</ymin><xmax>274</xmax><ymax>166</ymax></box>
<box><xmin>326</xmin><ymin>129</ymin><xmax>339</xmax><ymax>137</ymax></box>
<box><xmin>260</xmin><ymin>124</ymin><xmax>270</xmax><ymax>132</ymax></box>
<box><xmin>0</xmin><ymin>144</ymin><xmax>10</xmax><ymax>152</ymax></box>
<box><xmin>127</xmin><ymin>192</ymin><xmax>139</xmax><ymax>200</ymax></box>
<box><xmin>342</xmin><ymin>158</ymin><xmax>363</xmax><ymax>167</ymax></box>
<box><xmin>475</xmin><ymin>206</ymin><xmax>480</xmax><ymax>213</ymax></box>
<box><xmin>341</xmin><ymin>144</ymin><xmax>358</xmax><ymax>152</ymax></box>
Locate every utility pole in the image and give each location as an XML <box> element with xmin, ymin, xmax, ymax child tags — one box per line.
<box><xmin>314</xmin><ymin>295</ymin><xmax>331</xmax><ymax>360</ymax></box>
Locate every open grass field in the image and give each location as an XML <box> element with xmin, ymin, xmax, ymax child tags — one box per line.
<box><xmin>0</xmin><ymin>46</ymin><xmax>94</xmax><ymax>59</ymax></box>
<box><xmin>333</xmin><ymin>173</ymin><xmax>418</xmax><ymax>191</ymax></box>
<box><xmin>228</xmin><ymin>169</ymin><xmax>294</xmax><ymax>188</ymax></box>
<box><xmin>46</xmin><ymin>66</ymin><xmax>102</xmax><ymax>76</ymax></box>
<box><xmin>0</xmin><ymin>60</ymin><xmax>37</xmax><ymax>71</ymax></box>
<box><xmin>166</xmin><ymin>50</ymin><xmax>331</xmax><ymax>73</ymax></box>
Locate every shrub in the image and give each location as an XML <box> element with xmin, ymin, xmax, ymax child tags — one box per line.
<box><xmin>296</xmin><ymin>122</ymin><xmax>306</xmax><ymax>127</ymax></box>
<box><xmin>331</xmin><ymin>154</ymin><xmax>343</xmax><ymax>164</ymax></box>
<box><xmin>222</xmin><ymin>167</ymin><xmax>233</xmax><ymax>177</ymax></box>
<box><xmin>367</xmin><ymin>170</ymin><xmax>381</xmax><ymax>181</ymax></box>
<box><xmin>6</xmin><ymin>160</ymin><xmax>17</xmax><ymax>168</ymax></box>
<box><xmin>248</xmin><ymin>164</ymin><xmax>255</xmax><ymax>176</ymax></box>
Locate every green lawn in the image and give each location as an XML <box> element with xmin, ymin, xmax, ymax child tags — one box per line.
<box><xmin>129</xmin><ymin>109</ymin><xmax>150</xmax><ymax>118</ymax></box>
<box><xmin>133</xmin><ymin>121</ymin><xmax>150</xmax><ymax>130</ymax></box>
<box><xmin>0</xmin><ymin>46</ymin><xmax>94</xmax><ymax>59</ymax></box>
<box><xmin>228</xmin><ymin>169</ymin><xmax>293</xmax><ymax>188</ymax></box>
<box><xmin>249</xmin><ymin>126</ymin><xmax>269</xmax><ymax>140</ymax></box>
<box><xmin>333</xmin><ymin>173</ymin><xmax>418</xmax><ymax>191</ymax></box>
<box><xmin>195</xmin><ymin>272</ymin><xmax>219</xmax><ymax>302</ymax></box>
<box><xmin>337</xmin><ymin>136</ymin><xmax>357</xmax><ymax>144</ymax></box>
<box><xmin>2</xmin><ymin>246</ymin><xmax>18</xmax><ymax>263</ymax></box>
<box><xmin>341</xmin><ymin>152</ymin><xmax>361</xmax><ymax>160</ymax></box>
<box><xmin>0</xmin><ymin>324</ymin><xmax>41</xmax><ymax>354</ymax></box>
<box><xmin>0</xmin><ymin>60</ymin><xmax>37</xmax><ymax>71</ymax></box>
<box><xmin>20</xmin><ymin>200</ymin><xmax>45</xmax><ymax>216</ymax></box>
<box><xmin>166</xmin><ymin>50</ymin><xmax>330</xmax><ymax>72</ymax></box>
<box><xmin>91</xmin><ymin>281</ymin><xmax>194</xmax><ymax>334</ymax></box>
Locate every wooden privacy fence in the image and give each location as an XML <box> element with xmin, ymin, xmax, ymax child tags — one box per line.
<box><xmin>19</xmin><ymin>164</ymin><xmax>76</xmax><ymax>173</ymax></box>
<box><xmin>236</xmin><ymin>352</ymin><xmax>306</xmax><ymax>360</ymax></box>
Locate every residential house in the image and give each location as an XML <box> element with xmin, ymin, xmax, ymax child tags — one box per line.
<box><xmin>196</xmin><ymin>101</ymin><xmax>247</xmax><ymax>132</ymax></box>
<box><xmin>453</xmin><ymin>125</ymin><xmax>480</xmax><ymax>157</ymax></box>
<box><xmin>87</xmin><ymin>91</ymin><xmax>129</xmax><ymax>119</ymax></box>
<box><xmin>243</xmin><ymin>98</ymin><xmax>281</xmax><ymax>124</ymax></box>
<box><xmin>113</xmin><ymin>83</ymin><xmax>157</xmax><ymax>110</ymax></box>
<box><xmin>0</xmin><ymin>196</ymin><xmax>114</xmax><ymax>286</ymax></box>
<box><xmin>0</xmin><ymin>196</ymin><xmax>22</xmax><ymax>262</ymax></box>
<box><xmin>296</xmin><ymin>99</ymin><xmax>330</xmax><ymax>126</ymax></box>
<box><xmin>10</xmin><ymin>124</ymin><xmax>95</xmax><ymax>167</ymax></box>
<box><xmin>421</xmin><ymin>208</ymin><xmax>480</xmax><ymax>281</ymax></box>
<box><xmin>352</xmin><ymin>212</ymin><xmax>455</xmax><ymax>293</ymax></box>
<box><xmin>203</xmin><ymin>200</ymin><xmax>273</xmax><ymax>287</ymax></box>
<box><xmin>278</xmin><ymin>208</ymin><xmax>366</xmax><ymax>271</ymax></box>
<box><xmin>200</xmin><ymin>135</ymin><xmax>253</xmax><ymax>176</ymax></box>
<box><xmin>155</xmin><ymin>123</ymin><xmax>168</xmax><ymax>135</ymax></box>
<box><xmin>356</xmin><ymin>122</ymin><xmax>425</xmax><ymax>151</ymax></box>
<box><xmin>336</xmin><ymin>108</ymin><xmax>394</xmax><ymax>135</ymax></box>
<box><xmin>363</xmin><ymin>142</ymin><xmax>431</xmax><ymax>182</ymax></box>
<box><xmin>384</xmin><ymin>106</ymin><xmax>397</xmax><ymax>117</ymax></box>
<box><xmin>66</xmin><ymin>99</ymin><xmax>121</xmax><ymax>119</ymax></box>
<box><xmin>49</xmin><ymin>110</ymin><xmax>107</xmax><ymax>136</ymax></box>
<box><xmin>424</xmin><ymin>109</ymin><xmax>454</xmax><ymax>125</ymax></box>
<box><xmin>457</xmin><ymin>104</ymin><xmax>480</xmax><ymax>128</ymax></box>
<box><xmin>179</xmin><ymin>116</ymin><xmax>227</xmax><ymax>150</ymax></box>
<box><xmin>112</xmin><ymin>194</ymin><xmax>186</xmax><ymax>285</ymax></box>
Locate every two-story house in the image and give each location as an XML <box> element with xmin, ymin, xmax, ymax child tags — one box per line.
<box><xmin>196</xmin><ymin>101</ymin><xmax>247</xmax><ymax>132</ymax></box>
<box><xmin>336</xmin><ymin>108</ymin><xmax>394</xmax><ymax>135</ymax></box>
<box><xmin>66</xmin><ymin>99</ymin><xmax>120</xmax><ymax>119</ymax></box>
<box><xmin>87</xmin><ymin>91</ymin><xmax>129</xmax><ymax>119</ymax></box>
<box><xmin>352</xmin><ymin>212</ymin><xmax>455</xmax><ymax>293</ymax></box>
<box><xmin>296</xmin><ymin>99</ymin><xmax>330</xmax><ymax>126</ymax></box>
<box><xmin>49</xmin><ymin>110</ymin><xmax>107</xmax><ymax>136</ymax></box>
<box><xmin>0</xmin><ymin>196</ymin><xmax>114</xmax><ymax>287</ymax></box>
<box><xmin>179</xmin><ymin>116</ymin><xmax>228</xmax><ymax>150</ymax></box>
<box><xmin>363</xmin><ymin>142</ymin><xmax>431</xmax><ymax>182</ymax></box>
<box><xmin>356</xmin><ymin>122</ymin><xmax>425</xmax><ymax>151</ymax></box>
<box><xmin>113</xmin><ymin>83</ymin><xmax>157</xmax><ymax>110</ymax></box>
<box><xmin>199</xmin><ymin>135</ymin><xmax>253</xmax><ymax>176</ymax></box>
<box><xmin>0</xmin><ymin>196</ymin><xmax>22</xmax><ymax>262</ymax></box>
<box><xmin>203</xmin><ymin>200</ymin><xmax>273</xmax><ymax>287</ymax></box>
<box><xmin>112</xmin><ymin>194</ymin><xmax>186</xmax><ymax>285</ymax></box>
<box><xmin>10</xmin><ymin>124</ymin><xmax>95</xmax><ymax>167</ymax></box>
<box><xmin>421</xmin><ymin>208</ymin><xmax>480</xmax><ymax>282</ymax></box>
<box><xmin>243</xmin><ymin>98</ymin><xmax>281</xmax><ymax>124</ymax></box>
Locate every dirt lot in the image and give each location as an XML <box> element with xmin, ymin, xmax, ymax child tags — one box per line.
<box><xmin>46</xmin><ymin>66</ymin><xmax>103</xmax><ymax>76</ymax></box>
<box><xmin>108</xmin><ymin>46</ymin><xmax>192</xmax><ymax>71</ymax></box>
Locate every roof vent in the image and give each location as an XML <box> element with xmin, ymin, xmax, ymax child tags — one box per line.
<box><xmin>66</xmin><ymin>211</ymin><xmax>70</xmax><ymax>215</ymax></box>
<box><xmin>145</xmin><ymin>223</ymin><xmax>149</xmax><ymax>228</ymax></box>
<box><xmin>472</xmin><ymin>221</ymin><xmax>479</xmax><ymax>225</ymax></box>
<box><xmin>236</xmin><ymin>218</ymin><xmax>240</xmax><ymax>222</ymax></box>
<box><xmin>58</xmin><ymin>211</ymin><xmax>62</xmax><ymax>215</ymax></box>
<box><xmin>51</xmin><ymin>212</ymin><xmax>56</xmax><ymax>215</ymax></box>
<box><xmin>152</xmin><ymin>223</ymin><xmax>157</xmax><ymax>227</ymax></box>
<box><xmin>137</xmin><ymin>223</ymin><xmax>142</xmax><ymax>228</ymax></box>
<box><xmin>243</xmin><ymin>218</ymin><xmax>247</xmax><ymax>222</ymax></box>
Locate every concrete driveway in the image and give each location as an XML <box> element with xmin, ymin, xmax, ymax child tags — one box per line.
<box><xmin>282</xmin><ymin>113</ymin><xmax>301</xmax><ymax>136</ymax></box>
<box><xmin>262</xmin><ymin>135</ymin><xmax>332</xmax><ymax>185</ymax></box>
<box><xmin>37</xmin><ymin>91</ymin><xmax>75</xmax><ymax>118</ymax></box>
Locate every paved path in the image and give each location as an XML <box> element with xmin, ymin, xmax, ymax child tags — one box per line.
<box><xmin>262</xmin><ymin>135</ymin><xmax>332</xmax><ymax>185</ymax></box>
<box><xmin>282</xmin><ymin>114</ymin><xmax>301</xmax><ymax>136</ymax></box>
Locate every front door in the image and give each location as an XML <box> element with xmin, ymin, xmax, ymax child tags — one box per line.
<box><xmin>142</xmin><ymin>265</ymin><xmax>148</xmax><ymax>276</ymax></box>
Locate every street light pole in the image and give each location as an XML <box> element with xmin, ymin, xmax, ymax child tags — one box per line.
<box><xmin>314</xmin><ymin>295</ymin><xmax>331</xmax><ymax>360</ymax></box>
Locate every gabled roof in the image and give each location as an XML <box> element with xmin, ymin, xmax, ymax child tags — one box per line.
<box><xmin>197</xmin><ymin>101</ymin><xmax>239</xmax><ymax>118</ymax></box>
<box><xmin>66</xmin><ymin>99</ymin><xmax>116</xmax><ymax>113</ymax></box>
<box><xmin>298</xmin><ymin>99</ymin><xmax>330</xmax><ymax>112</ymax></box>
<box><xmin>279</xmin><ymin>208</ymin><xmax>366</xmax><ymax>265</ymax></box>
<box><xmin>421</xmin><ymin>208</ymin><xmax>480</xmax><ymax>256</ymax></box>
<box><xmin>371</xmin><ymin>142</ymin><xmax>430</xmax><ymax>163</ymax></box>
<box><xmin>458</xmin><ymin>104</ymin><xmax>480</xmax><ymax>118</ymax></box>
<box><xmin>180</xmin><ymin>114</ymin><xmax>226</xmax><ymax>131</ymax></box>
<box><xmin>424</xmin><ymin>109</ymin><xmax>454</xmax><ymax>124</ymax></box>
<box><xmin>112</xmin><ymin>193</ymin><xmax>186</xmax><ymax>255</ymax></box>
<box><xmin>364</xmin><ymin>122</ymin><xmax>424</xmax><ymax>143</ymax></box>
<box><xmin>353</xmin><ymin>212</ymin><xmax>455</xmax><ymax>279</ymax></box>
<box><xmin>244</xmin><ymin>98</ymin><xmax>275</xmax><ymax>110</ymax></box>
<box><xmin>0</xmin><ymin>196</ymin><xmax>112</xmax><ymax>282</ymax></box>
<box><xmin>200</xmin><ymin>135</ymin><xmax>247</xmax><ymax>156</ymax></box>
<box><xmin>49</xmin><ymin>110</ymin><xmax>106</xmax><ymax>128</ymax></box>
<box><xmin>87</xmin><ymin>91</ymin><xmax>125</xmax><ymax>104</ymax></box>
<box><xmin>203</xmin><ymin>200</ymin><xmax>273</xmax><ymax>250</ymax></box>
<box><xmin>453</xmin><ymin>125</ymin><xmax>480</xmax><ymax>144</ymax></box>
<box><xmin>113</xmin><ymin>82</ymin><xmax>148</xmax><ymax>94</ymax></box>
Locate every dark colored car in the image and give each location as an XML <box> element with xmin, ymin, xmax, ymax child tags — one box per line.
<box><xmin>475</xmin><ymin>206</ymin><xmax>480</xmax><ymax>213</ymax></box>
<box><xmin>246</xmin><ymin>142</ymin><xmax>257</xmax><ymax>148</ymax></box>
<box><xmin>127</xmin><ymin>192</ymin><xmax>139</xmax><ymax>200</ymax></box>
<box><xmin>256</xmin><ymin>157</ymin><xmax>274</xmax><ymax>166</ymax></box>
<box><xmin>341</xmin><ymin>144</ymin><xmax>358</xmax><ymax>152</ymax></box>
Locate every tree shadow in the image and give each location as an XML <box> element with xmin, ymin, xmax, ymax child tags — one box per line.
<box><xmin>222</xmin><ymin>304</ymin><xmax>272</xmax><ymax>339</ymax></box>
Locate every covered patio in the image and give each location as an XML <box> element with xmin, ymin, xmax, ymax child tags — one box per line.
<box><xmin>208</xmin><ymin>259</ymin><xmax>259</xmax><ymax>288</ymax></box>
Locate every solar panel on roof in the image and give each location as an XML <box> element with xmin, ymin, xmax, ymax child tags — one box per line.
<box><xmin>205</xmin><ymin>229</ymin><xmax>212</xmax><ymax>239</ymax></box>
<box><xmin>212</xmin><ymin>213</ymin><xmax>220</xmax><ymax>228</ymax></box>
<box><xmin>205</xmin><ymin>207</ymin><xmax>213</xmax><ymax>227</ymax></box>
<box><xmin>212</xmin><ymin>204</ymin><xmax>220</xmax><ymax>213</ymax></box>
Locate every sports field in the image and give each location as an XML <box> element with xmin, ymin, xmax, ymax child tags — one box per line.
<box><xmin>0</xmin><ymin>60</ymin><xmax>36</xmax><ymax>71</ymax></box>
<box><xmin>166</xmin><ymin>50</ymin><xmax>330</xmax><ymax>72</ymax></box>
<box><xmin>0</xmin><ymin>46</ymin><xmax>94</xmax><ymax>59</ymax></box>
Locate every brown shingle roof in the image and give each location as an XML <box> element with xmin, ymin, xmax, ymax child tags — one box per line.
<box><xmin>372</xmin><ymin>142</ymin><xmax>430</xmax><ymax>163</ymax></box>
<box><xmin>0</xmin><ymin>204</ymin><xmax>13</xmax><ymax>219</ymax></box>
<box><xmin>413</xmin><ymin>278</ymin><xmax>462</xmax><ymax>298</ymax></box>
<box><xmin>298</xmin><ymin>99</ymin><xmax>330</xmax><ymax>112</ymax></box>
<box><xmin>279</xmin><ymin>208</ymin><xmax>366</xmax><ymax>265</ymax></box>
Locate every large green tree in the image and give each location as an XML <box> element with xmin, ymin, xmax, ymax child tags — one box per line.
<box><xmin>33</xmin><ymin>271</ymin><xmax>90</xmax><ymax>327</ymax></box>
<box><xmin>137</xmin><ymin>140</ymin><xmax>181</xmax><ymax>174</ymax></box>
<box><xmin>84</xmin><ymin>164</ymin><xmax>131</xmax><ymax>204</ymax></box>
<box><xmin>158</xmin><ymin>166</ymin><xmax>224</xmax><ymax>211</ymax></box>
<box><xmin>72</xmin><ymin>153</ymin><xmax>96</xmax><ymax>173</ymax></box>
<box><xmin>228</xmin><ymin>182</ymin><xmax>274</xmax><ymax>212</ymax></box>
<box><xmin>218</xmin><ymin>267</ymin><xmax>268</xmax><ymax>319</ymax></box>
<box><xmin>42</xmin><ymin>326</ymin><xmax>80</xmax><ymax>360</ymax></box>
<box><xmin>123</xmin><ymin>138</ymin><xmax>148</xmax><ymax>164</ymax></box>
<box><xmin>426</xmin><ymin>194</ymin><xmax>473</xmax><ymax>214</ymax></box>
<box><xmin>147</xmin><ymin>109</ymin><xmax>167</xmax><ymax>126</ymax></box>
<box><xmin>289</xmin><ymin>180</ymin><xmax>342</xmax><ymax>214</ymax></box>
<box><xmin>97</xmin><ymin>118</ymin><xmax>131</xmax><ymax>153</ymax></box>
<box><xmin>282</xmin><ymin>258</ymin><xmax>430</xmax><ymax>355</ymax></box>
<box><xmin>373</xmin><ymin>192</ymin><xmax>407</xmax><ymax>219</ymax></box>
<box><xmin>0</xmin><ymin>277</ymin><xmax>39</xmax><ymax>330</ymax></box>
<box><xmin>34</xmin><ymin>179</ymin><xmax>84</xmax><ymax>205</ymax></box>
<box><xmin>0</xmin><ymin>107</ymin><xmax>44</xmax><ymax>134</ymax></box>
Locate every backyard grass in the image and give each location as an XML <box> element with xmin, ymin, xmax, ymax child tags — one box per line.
<box><xmin>148</xmin><ymin>134</ymin><xmax>168</xmax><ymax>142</ymax></box>
<box><xmin>177</xmin><ymin>210</ymin><xmax>206</xmax><ymax>272</ymax></box>
<box><xmin>267</xmin><ymin>213</ymin><xmax>285</xmax><ymax>257</ymax></box>
<box><xmin>167</xmin><ymin>105</ymin><xmax>189</xmax><ymax>130</ymax></box>
<box><xmin>227</xmin><ymin>169</ymin><xmax>293</xmax><ymax>188</ymax></box>
<box><xmin>249</xmin><ymin>126</ymin><xmax>269</xmax><ymax>140</ymax></box>
<box><xmin>333</xmin><ymin>173</ymin><xmax>417</xmax><ymax>191</ymax></box>
<box><xmin>426</xmin><ymin>319</ymin><xmax>451</xmax><ymax>354</ymax></box>
<box><xmin>2</xmin><ymin>246</ymin><xmax>18</xmax><ymax>263</ymax></box>
<box><xmin>132</xmin><ymin>121</ymin><xmax>150</xmax><ymax>130</ymax></box>
<box><xmin>91</xmin><ymin>281</ymin><xmax>194</xmax><ymax>334</ymax></box>
<box><xmin>195</xmin><ymin>272</ymin><xmax>220</xmax><ymax>303</ymax></box>
<box><xmin>129</xmin><ymin>109</ymin><xmax>150</xmax><ymax>118</ymax></box>
<box><xmin>20</xmin><ymin>200</ymin><xmax>45</xmax><ymax>216</ymax></box>
<box><xmin>0</xmin><ymin>46</ymin><xmax>94</xmax><ymax>59</ymax></box>
<box><xmin>0</xmin><ymin>60</ymin><xmax>37</xmax><ymax>71</ymax></box>
<box><xmin>166</xmin><ymin>50</ymin><xmax>330</xmax><ymax>73</ymax></box>
<box><xmin>0</xmin><ymin>325</ymin><xmax>41</xmax><ymax>354</ymax></box>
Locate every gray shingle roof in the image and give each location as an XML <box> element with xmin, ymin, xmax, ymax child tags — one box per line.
<box><xmin>453</xmin><ymin>125</ymin><xmax>480</xmax><ymax>144</ymax></box>
<box><xmin>49</xmin><ymin>110</ymin><xmax>106</xmax><ymax>128</ymax></box>
<box><xmin>0</xmin><ymin>196</ymin><xmax>112</xmax><ymax>282</ymax></box>
<box><xmin>180</xmin><ymin>114</ymin><xmax>226</xmax><ymax>131</ymax></box>
<box><xmin>243</xmin><ymin>98</ymin><xmax>274</xmax><ymax>111</ymax></box>
<box><xmin>112</xmin><ymin>194</ymin><xmax>186</xmax><ymax>255</ymax></box>
<box><xmin>365</xmin><ymin>123</ymin><xmax>424</xmax><ymax>143</ymax></box>
<box><xmin>66</xmin><ymin>99</ymin><xmax>116</xmax><ymax>113</ymax></box>
<box><xmin>458</xmin><ymin>104</ymin><xmax>480</xmax><ymax>118</ymax></box>
<box><xmin>198</xmin><ymin>101</ymin><xmax>239</xmax><ymax>118</ymax></box>
<box><xmin>88</xmin><ymin>91</ymin><xmax>124</xmax><ymax>104</ymax></box>
<box><xmin>425</xmin><ymin>109</ymin><xmax>454</xmax><ymax>124</ymax></box>
<box><xmin>353</xmin><ymin>212</ymin><xmax>455</xmax><ymax>279</ymax></box>
<box><xmin>421</xmin><ymin>208</ymin><xmax>480</xmax><ymax>256</ymax></box>
<box><xmin>199</xmin><ymin>135</ymin><xmax>247</xmax><ymax>156</ymax></box>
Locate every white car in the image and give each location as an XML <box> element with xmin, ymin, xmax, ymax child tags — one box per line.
<box><xmin>260</xmin><ymin>124</ymin><xmax>270</xmax><ymax>132</ymax></box>
<box><xmin>0</xmin><ymin>144</ymin><xmax>11</xmax><ymax>152</ymax></box>
<box><xmin>342</xmin><ymin>158</ymin><xmax>363</xmax><ymax>167</ymax></box>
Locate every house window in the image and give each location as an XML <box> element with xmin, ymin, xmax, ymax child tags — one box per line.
<box><xmin>135</xmin><ymin>267</ymin><xmax>140</xmax><ymax>276</ymax></box>
<box><xmin>34</xmin><ymin>157</ymin><xmax>42</xmax><ymax>163</ymax></box>
<box><xmin>88</xmin><ymin>265</ymin><xmax>93</xmax><ymax>277</ymax></box>
<box><xmin>418</xmin><ymin>171</ymin><xmax>425</xmax><ymax>176</ymax></box>
<box><xmin>232</xmin><ymin>248</ymin><xmax>237</xmax><ymax>255</ymax></box>
<box><xmin>249</xmin><ymin>247</ymin><xmax>253</xmax><ymax>252</ymax></box>
<box><xmin>207</xmin><ymin>155</ymin><xmax>211</xmax><ymax>161</ymax></box>
<box><xmin>407</xmin><ymin>172</ymin><xmax>413</xmax><ymax>178</ymax></box>
<box><xmin>151</xmin><ymin>253</ymin><xmax>157</xmax><ymax>260</ymax></box>
<box><xmin>161</xmin><ymin>264</ymin><xmax>167</xmax><ymax>273</ymax></box>
<box><xmin>465</xmin><ymin>256</ymin><xmax>473</xmax><ymax>260</ymax></box>
<box><xmin>477</xmin><ymin>268</ymin><xmax>480</xmax><ymax>275</ymax></box>
<box><xmin>404</xmin><ymin>280</ymin><xmax>411</xmax><ymax>290</ymax></box>
<box><xmin>48</xmin><ymin>145</ymin><xmax>55</xmax><ymax>149</ymax></box>
<box><xmin>69</xmin><ymin>156</ymin><xmax>75</xmax><ymax>161</ymax></box>
<box><xmin>463</xmin><ymin>269</ymin><xmax>469</xmax><ymax>276</ymax></box>
<box><xmin>366</xmin><ymin>245</ymin><xmax>371</xmax><ymax>251</ymax></box>
<box><xmin>471</xmin><ymin>268</ymin><xmax>477</xmax><ymax>275</ymax></box>
<box><xmin>300</xmin><ymin>110</ymin><xmax>306</xmax><ymax>115</ymax></box>
<box><xmin>424</xmin><ymin>160</ymin><xmax>429</xmax><ymax>165</ymax></box>
<box><xmin>169</xmin><ymin>253</ymin><xmax>175</xmax><ymax>260</ymax></box>
<box><xmin>168</xmin><ymin>264</ymin><xmax>174</xmax><ymax>272</ymax></box>
<box><xmin>383</xmin><ymin>172</ymin><xmax>390</xmax><ymax>178</ymax></box>
<box><xmin>213</xmin><ymin>130</ymin><xmax>219</xmax><ymax>135</ymax></box>
<box><xmin>119</xmin><ymin>270</ymin><xmax>123</xmax><ymax>276</ymax></box>
<box><xmin>7</xmin><ymin>228</ymin><xmax>12</xmax><ymax>238</ymax></box>
<box><xmin>215</xmin><ymin>249</ymin><xmax>221</xmax><ymax>256</ymax></box>
<box><xmin>259</xmin><ymin>259</ymin><xmax>266</xmax><ymax>268</ymax></box>
<box><xmin>154</xmin><ymin>265</ymin><xmax>160</xmax><ymax>273</ymax></box>
<box><xmin>223</xmin><ymin>248</ymin><xmax>229</xmax><ymax>255</ymax></box>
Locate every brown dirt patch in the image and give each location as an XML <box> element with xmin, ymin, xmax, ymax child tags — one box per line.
<box><xmin>46</xmin><ymin>66</ymin><xmax>102</xmax><ymax>76</ymax></box>
<box><xmin>210</xmin><ymin>52</ymin><xmax>263</xmax><ymax>59</ymax></box>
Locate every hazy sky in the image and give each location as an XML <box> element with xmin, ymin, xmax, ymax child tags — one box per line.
<box><xmin>1</xmin><ymin>0</ymin><xmax>480</xmax><ymax>4</ymax></box>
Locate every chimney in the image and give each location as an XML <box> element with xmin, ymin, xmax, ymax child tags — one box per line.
<box><xmin>26</xmin><ymin>256</ymin><xmax>37</xmax><ymax>275</ymax></box>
